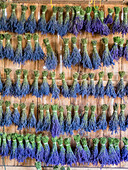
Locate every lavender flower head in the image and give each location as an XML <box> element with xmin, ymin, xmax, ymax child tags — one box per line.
<box><xmin>25</xmin><ymin>5</ymin><xmax>37</xmax><ymax>33</ymax></box>
<box><xmin>119</xmin><ymin>104</ymin><xmax>126</xmax><ymax>131</ymax></box>
<box><xmin>79</xmin><ymin>73</ymin><xmax>88</xmax><ymax>98</ymax></box>
<box><xmin>21</xmin><ymin>70</ymin><xmax>30</xmax><ymax>97</ymax></box>
<box><xmin>110</xmin><ymin>36</ymin><xmax>120</xmax><ymax>61</ymax></box>
<box><xmin>35</xmin><ymin>135</ymin><xmax>44</xmax><ymax>162</ymax></box>
<box><xmin>3</xmin><ymin>68</ymin><xmax>12</xmax><ymax>97</ymax></box>
<box><xmin>104</xmin><ymin>72</ymin><xmax>117</xmax><ymax>98</ymax></box>
<box><xmin>63</xmin><ymin>5</ymin><xmax>71</xmax><ymax>36</ymax></box>
<box><xmin>88</xmin><ymin>105</ymin><xmax>97</xmax><ymax>132</ymax></box>
<box><xmin>37</xmin><ymin>5</ymin><xmax>47</xmax><ymax>34</ymax></box>
<box><xmin>104</xmin><ymin>8</ymin><xmax>114</xmax><ymax>24</ymax></box>
<box><xmin>7</xmin><ymin>4</ymin><xmax>17</xmax><ymax>32</ymax></box>
<box><xmin>29</xmin><ymin>134</ymin><xmax>36</xmax><ymax>159</ymax></box>
<box><xmin>119</xmin><ymin>7</ymin><xmax>128</xmax><ymax>35</ymax></box>
<box><xmin>0</xmin><ymin>34</ymin><xmax>4</xmax><ymax>59</ymax></box>
<box><xmin>124</xmin><ymin>40</ymin><xmax>128</xmax><ymax>61</ymax></box>
<box><xmin>118</xmin><ymin>38</ymin><xmax>124</xmax><ymax>58</ymax></box>
<box><xmin>121</xmin><ymin>137</ymin><xmax>128</xmax><ymax>162</ymax></box>
<box><xmin>69</xmin><ymin>7</ymin><xmax>75</xmax><ymax>33</ymax></box>
<box><xmin>64</xmin><ymin>138</ymin><xmax>77</xmax><ymax>166</ymax></box>
<box><xmin>102</xmin><ymin>37</ymin><xmax>115</xmax><ymax>67</ymax></box>
<box><xmin>0</xmin><ymin>100</ymin><xmax>4</xmax><ymax>127</ymax></box>
<box><xmin>24</xmin><ymin>134</ymin><xmax>33</xmax><ymax>159</ymax></box>
<box><xmin>84</xmin><ymin>6</ymin><xmax>92</xmax><ymax>33</ymax></box>
<box><xmin>91</xmin><ymin>138</ymin><xmax>99</xmax><ymax>165</ymax></box>
<box><xmin>80</xmin><ymin>105</ymin><xmax>89</xmax><ymax>132</ymax></box>
<box><xmin>13</xmin><ymin>69</ymin><xmax>22</xmax><ymax>97</ymax></box>
<box><xmin>116</xmin><ymin>71</ymin><xmax>125</xmax><ymax>98</ymax></box>
<box><xmin>47</xmin><ymin>137</ymin><xmax>59</xmax><ymax>166</ymax></box>
<box><xmin>30</xmin><ymin>70</ymin><xmax>40</xmax><ymax>97</ymax></box>
<box><xmin>42</xmin><ymin>135</ymin><xmax>50</xmax><ymax>164</ymax></box>
<box><xmin>71</xmin><ymin>37</ymin><xmax>81</xmax><ymax>66</ymax></box>
<box><xmin>59</xmin><ymin>106</ymin><xmax>64</xmax><ymax>135</ymax></box>
<box><xmin>109</xmin><ymin>103</ymin><xmax>119</xmax><ymax>134</ymax></box>
<box><xmin>43</xmin><ymin>38</ymin><xmax>57</xmax><ymax>70</ymax></box>
<box><xmin>72</xmin><ymin>105</ymin><xmax>80</xmax><ymax>131</ymax></box>
<box><xmin>112</xmin><ymin>7</ymin><xmax>121</xmax><ymax>34</ymax></box>
<box><xmin>0</xmin><ymin>73</ymin><xmax>3</xmax><ymax>93</ymax></box>
<box><xmin>43</xmin><ymin>104</ymin><xmax>51</xmax><ymax>131</ymax></box>
<box><xmin>4</xmin><ymin>34</ymin><xmax>14</xmax><ymax>60</ymax></box>
<box><xmin>7</xmin><ymin>134</ymin><xmax>12</xmax><ymax>152</ymax></box>
<box><xmin>36</xmin><ymin>105</ymin><xmax>44</xmax><ymax>132</ymax></box>
<box><xmin>70</xmin><ymin>72</ymin><xmax>80</xmax><ymax>98</ymax></box>
<box><xmin>27</xmin><ymin>103</ymin><xmax>36</xmax><ymax>129</ymax></box>
<box><xmin>97</xmin><ymin>104</ymin><xmax>108</xmax><ymax>130</ymax></box>
<box><xmin>18</xmin><ymin>103</ymin><xmax>27</xmax><ymax>130</ymax></box>
<box><xmin>0</xmin><ymin>3</ymin><xmax>8</xmax><ymax>31</ymax></box>
<box><xmin>87</xmin><ymin>73</ymin><xmax>95</xmax><ymax>96</ymax></box>
<box><xmin>113</xmin><ymin>138</ymin><xmax>121</xmax><ymax>160</ymax></box>
<box><xmin>1</xmin><ymin>133</ymin><xmax>9</xmax><ymax>157</ymax></box>
<box><xmin>10</xmin><ymin>134</ymin><xmax>18</xmax><ymax>160</ymax></box>
<box><xmin>17</xmin><ymin>135</ymin><xmax>25</xmax><ymax>162</ymax></box>
<box><xmin>57</xmin><ymin>137</ymin><xmax>65</xmax><ymax>165</ymax></box>
<box><xmin>12</xmin><ymin>103</ymin><xmax>20</xmax><ymax>126</ymax></box>
<box><xmin>60</xmin><ymin>72</ymin><xmax>70</xmax><ymax>98</ymax></box>
<box><xmin>91</xmin><ymin>40</ymin><xmax>101</xmax><ymax>69</ymax></box>
<box><xmin>15</xmin><ymin>5</ymin><xmax>28</xmax><ymax>34</ymax></box>
<box><xmin>39</xmin><ymin>71</ymin><xmax>50</xmax><ymax>97</ymax></box>
<box><xmin>81</xmin><ymin>38</ymin><xmax>92</xmax><ymax>69</ymax></box>
<box><xmin>4</xmin><ymin>101</ymin><xmax>12</xmax><ymax>127</ymax></box>
<box><xmin>65</xmin><ymin>105</ymin><xmax>73</xmax><ymax>135</ymax></box>
<box><xmin>63</xmin><ymin>38</ymin><xmax>72</xmax><ymax>68</ymax></box>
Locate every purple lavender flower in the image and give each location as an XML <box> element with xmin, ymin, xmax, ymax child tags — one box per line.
<box><xmin>36</xmin><ymin>105</ymin><xmax>44</xmax><ymax>132</ymax></box>
<box><xmin>57</xmin><ymin>137</ymin><xmax>65</xmax><ymax>165</ymax></box>
<box><xmin>29</xmin><ymin>134</ymin><xmax>36</xmax><ymax>159</ymax></box>
<box><xmin>43</xmin><ymin>104</ymin><xmax>51</xmax><ymax>131</ymax></box>
<box><xmin>27</xmin><ymin>103</ymin><xmax>36</xmax><ymax>129</ymax></box>
<box><xmin>7</xmin><ymin>134</ymin><xmax>11</xmax><ymax>152</ymax></box>
<box><xmin>0</xmin><ymin>34</ymin><xmax>4</xmax><ymax>59</ymax></box>
<box><xmin>113</xmin><ymin>138</ymin><xmax>121</xmax><ymax>161</ymax></box>
<box><xmin>87</xmin><ymin>73</ymin><xmax>95</xmax><ymax>96</ymax></box>
<box><xmin>65</xmin><ymin>105</ymin><xmax>73</xmax><ymax>135</ymax></box>
<box><xmin>17</xmin><ymin>136</ymin><xmax>25</xmax><ymax>162</ymax></box>
<box><xmin>1</xmin><ymin>133</ymin><xmax>9</xmax><ymax>157</ymax></box>
<box><xmin>21</xmin><ymin>70</ymin><xmax>30</xmax><ymax>97</ymax></box>
<box><xmin>119</xmin><ymin>7</ymin><xmax>128</xmax><ymax>35</ymax></box>
<box><xmin>81</xmin><ymin>138</ymin><xmax>91</xmax><ymax>164</ymax></box>
<box><xmin>42</xmin><ymin>136</ymin><xmax>50</xmax><ymax>164</ymax></box>
<box><xmin>119</xmin><ymin>104</ymin><xmax>126</xmax><ymax>131</ymax></box>
<box><xmin>84</xmin><ymin>6</ymin><xmax>92</xmax><ymax>33</ymax></box>
<box><xmin>90</xmin><ymin>138</ymin><xmax>99</xmax><ymax>165</ymax></box>
<box><xmin>59</xmin><ymin>106</ymin><xmax>64</xmax><ymax>135</ymax></box>
<box><xmin>121</xmin><ymin>137</ymin><xmax>128</xmax><ymax>161</ymax></box>
<box><xmin>24</xmin><ymin>134</ymin><xmax>33</xmax><ymax>159</ymax></box>
<box><xmin>10</xmin><ymin>134</ymin><xmax>18</xmax><ymax>160</ymax></box>
<box><xmin>118</xmin><ymin>38</ymin><xmax>124</xmax><ymax>58</ymax></box>
<box><xmin>35</xmin><ymin>135</ymin><xmax>44</xmax><ymax>162</ymax></box>
<box><xmin>80</xmin><ymin>106</ymin><xmax>89</xmax><ymax>132</ymax></box>
<box><xmin>60</xmin><ymin>72</ymin><xmax>70</xmax><ymax>98</ymax></box>
<box><xmin>18</xmin><ymin>103</ymin><xmax>27</xmax><ymax>130</ymax></box>
<box><xmin>15</xmin><ymin>5</ymin><xmax>28</xmax><ymax>34</ymax></box>
<box><xmin>0</xmin><ymin>100</ymin><xmax>4</xmax><ymax>127</ymax></box>
<box><xmin>72</xmin><ymin>105</ymin><xmax>80</xmax><ymax>131</ymax></box>
<box><xmin>110</xmin><ymin>36</ymin><xmax>120</xmax><ymax>61</ymax></box>
<box><xmin>88</xmin><ymin>106</ymin><xmax>97</xmax><ymax>132</ymax></box>
<box><xmin>69</xmin><ymin>7</ymin><xmax>75</xmax><ymax>33</ymax></box>
<box><xmin>70</xmin><ymin>72</ymin><xmax>80</xmax><ymax>98</ymax></box>
<box><xmin>0</xmin><ymin>73</ymin><xmax>3</xmax><ymax>93</ymax></box>
<box><xmin>4</xmin><ymin>101</ymin><xmax>12</xmax><ymax>127</ymax></box>
<box><xmin>104</xmin><ymin>8</ymin><xmax>114</xmax><ymax>24</ymax></box>
<box><xmin>116</xmin><ymin>71</ymin><xmax>125</xmax><ymax>98</ymax></box>
<box><xmin>79</xmin><ymin>74</ymin><xmax>88</xmax><ymax>98</ymax></box>
<box><xmin>25</xmin><ymin>5</ymin><xmax>37</xmax><ymax>33</ymax></box>
<box><xmin>12</xmin><ymin>103</ymin><xmax>20</xmax><ymax>126</ymax></box>
<box><xmin>124</xmin><ymin>40</ymin><xmax>128</xmax><ymax>61</ymax></box>
<box><xmin>112</xmin><ymin>7</ymin><xmax>121</xmax><ymax>34</ymax></box>
<box><xmin>0</xmin><ymin>3</ymin><xmax>8</xmax><ymax>31</ymax></box>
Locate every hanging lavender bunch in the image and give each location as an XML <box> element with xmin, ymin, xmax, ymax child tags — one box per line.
<box><xmin>70</xmin><ymin>72</ymin><xmax>80</xmax><ymax>98</ymax></box>
<box><xmin>43</xmin><ymin>104</ymin><xmax>51</xmax><ymax>131</ymax></box>
<box><xmin>57</xmin><ymin>137</ymin><xmax>65</xmax><ymax>165</ymax></box>
<box><xmin>112</xmin><ymin>7</ymin><xmax>121</xmax><ymax>34</ymax></box>
<box><xmin>120</xmin><ymin>7</ymin><xmax>128</xmax><ymax>35</ymax></box>
<box><xmin>72</xmin><ymin>105</ymin><xmax>80</xmax><ymax>131</ymax></box>
<box><xmin>51</xmin><ymin>104</ymin><xmax>60</xmax><ymax>137</ymax></box>
<box><xmin>91</xmin><ymin>138</ymin><xmax>99</xmax><ymax>165</ymax></box>
<box><xmin>119</xmin><ymin>104</ymin><xmax>126</xmax><ymax>131</ymax></box>
<box><xmin>4</xmin><ymin>34</ymin><xmax>14</xmax><ymax>61</ymax></box>
<box><xmin>97</xmin><ymin>104</ymin><xmax>108</xmax><ymax>130</ymax></box>
<box><xmin>95</xmin><ymin>71</ymin><xmax>105</xmax><ymax>98</ymax></box>
<box><xmin>81</xmin><ymin>38</ymin><xmax>92</xmax><ymax>69</ymax></box>
<box><xmin>74</xmin><ymin>134</ymin><xmax>87</xmax><ymax>164</ymax></box>
<box><xmin>7</xmin><ymin>134</ymin><xmax>11</xmax><ymax>152</ymax></box>
<box><xmin>98</xmin><ymin>137</ymin><xmax>109</xmax><ymax>166</ymax></box>
<box><xmin>43</xmin><ymin>38</ymin><xmax>57</xmax><ymax>70</ymax></box>
<box><xmin>81</xmin><ymin>137</ymin><xmax>91</xmax><ymax>164</ymax></box>
<box><xmin>109</xmin><ymin>103</ymin><xmax>119</xmax><ymax>134</ymax></box>
<box><xmin>79</xmin><ymin>74</ymin><xmax>88</xmax><ymax>98</ymax></box>
<box><xmin>99</xmin><ymin>10</ymin><xmax>110</xmax><ymax>36</ymax></box>
<box><xmin>0</xmin><ymin>100</ymin><xmax>4</xmax><ymax>127</ymax></box>
<box><xmin>59</xmin><ymin>106</ymin><xmax>64</xmax><ymax>135</ymax></box>
<box><xmin>88</xmin><ymin>105</ymin><xmax>97</xmax><ymax>132</ymax></box>
<box><xmin>25</xmin><ymin>5</ymin><xmax>36</xmax><ymax>33</ymax></box>
<box><xmin>29</xmin><ymin>134</ymin><xmax>36</xmax><ymax>159</ymax></box>
<box><xmin>50</xmin><ymin>72</ymin><xmax>60</xmax><ymax>99</ymax></box>
<box><xmin>60</xmin><ymin>72</ymin><xmax>70</xmax><ymax>98</ymax></box>
<box><xmin>118</xmin><ymin>38</ymin><xmax>124</xmax><ymax>58</ymax></box>
<box><xmin>12</xmin><ymin>103</ymin><xmax>20</xmax><ymax>126</ymax></box>
<box><xmin>23</xmin><ymin>33</ymin><xmax>33</xmax><ymax>63</ymax></box>
<box><xmin>65</xmin><ymin>105</ymin><xmax>73</xmax><ymax>135</ymax></box>
<box><xmin>35</xmin><ymin>135</ymin><xmax>44</xmax><ymax>162</ymax></box>
<box><xmin>88</xmin><ymin>73</ymin><xmax>95</xmax><ymax>96</ymax></box>
<box><xmin>14</xmin><ymin>35</ymin><xmax>23</xmax><ymax>65</ymax></box>
<box><xmin>71</xmin><ymin>37</ymin><xmax>81</xmax><ymax>66</ymax></box>
<box><xmin>72</xmin><ymin>6</ymin><xmax>85</xmax><ymax>36</ymax></box>
<box><xmin>39</xmin><ymin>71</ymin><xmax>50</xmax><ymax>97</ymax></box>
<box><xmin>4</xmin><ymin>101</ymin><xmax>12</xmax><ymax>127</ymax></box>
<box><xmin>116</xmin><ymin>71</ymin><xmax>125</xmax><ymax>98</ymax></box>
<box><xmin>105</xmin><ymin>72</ymin><xmax>117</xmax><ymax>98</ymax></box>
<box><xmin>69</xmin><ymin>7</ymin><xmax>75</xmax><ymax>33</ymax></box>
<box><xmin>30</xmin><ymin>70</ymin><xmax>40</xmax><ymax>97</ymax></box>
<box><xmin>110</xmin><ymin>36</ymin><xmax>120</xmax><ymax>61</ymax></box>
<box><xmin>113</xmin><ymin>138</ymin><xmax>121</xmax><ymax>160</ymax></box>
<box><xmin>33</xmin><ymin>33</ymin><xmax>45</xmax><ymax>61</ymax></box>
<box><xmin>64</xmin><ymin>138</ymin><xmax>77</xmax><ymax>166</ymax></box>
<box><xmin>7</xmin><ymin>4</ymin><xmax>17</xmax><ymax>32</ymax></box>
<box><xmin>124</xmin><ymin>40</ymin><xmax>128</xmax><ymax>61</ymax></box>
<box><xmin>47</xmin><ymin>6</ymin><xmax>57</xmax><ymax>34</ymax></box>
<box><xmin>18</xmin><ymin>103</ymin><xmax>27</xmax><ymax>130</ymax></box>
<box><xmin>36</xmin><ymin>105</ymin><xmax>44</xmax><ymax>132</ymax></box>
<box><xmin>42</xmin><ymin>136</ymin><xmax>50</xmax><ymax>164</ymax></box>
<box><xmin>17</xmin><ymin>135</ymin><xmax>25</xmax><ymax>162</ymax></box>
<box><xmin>0</xmin><ymin>3</ymin><xmax>7</xmax><ymax>31</ymax></box>
<box><xmin>108</xmin><ymin>138</ymin><xmax>120</xmax><ymax>165</ymax></box>
<box><xmin>91</xmin><ymin>40</ymin><xmax>101</xmax><ymax>69</ymax></box>
<box><xmin>63</xmin><ymin>5</ymin><xmax>71</xmax><ymax>36</ymax></box>
<box><xmin>24</xmin><ymin>134</ymin><xmax>33</xmax><ymax>159</ymax></box>
<box><xmin>84</xmin><ymin>6</ymin><xmax>92</xmax><ymax>33</ymax></box>
<box><xmin>10</xmin><ymin>134</ymin><xmax>18</xmax><ymax>160</ymax></box>
<box><xmin>63</xmin><ymin>38</ymin><xmax>72</xmax><ymax>68</ymax></box>
<box><xmin>80</xmin><ymin>105</ymin><xmax>89</xmax><ymax>132</ymax></box>
<box><xmin>0</xmin><ymin>73</ymin><xmax>3</xmax><ymax>94</ymax></box>
<box><xmin>15</xmin><ymin>5</ymin><xmax>28</xmax><ymax>34</ymax></box>
<box><xmin>27</xmin><ymin>103</ymin><xmax>36</xmax><ymax>129</ymax></box>
<box><xmin>21</xmin><ymin>70</ymin><xmax>30</xmax><ymax>97</ymax></box>
<box><xmin>47</xmin><ymin>137</ymin><xmax>59</xmax><ymax>166</ymax></box>
<box><xmin>0</xmin><ymin>34</ymin><xmax>4</xmax><ymax>59</ymax></box>
<box><xmin>13</xmin><ymin>69</ymin><xmax>21</xmax><ymax>97</ymax></box>
<box><xmin>102</xmin><ymin>37</ymin><xmax>115</xmax><ymax>67</ymax></box>
<box><xmin>1</xmin><ymin>133</ymin><xmax>9</xmax><ymax>157</ymax></box>
<box><xmin>91</xmin><ymin>6</ymin><xmax>102</xmax><ymax>35</ymax></box>
<box><xmin>104</xmin><ymin>8</ymin><xmax>114</xmax><ymax>24</ymax></box>
<box><xmin>121</xmin><ymin>137</ymin><xmax>128</xmax><ymax>162</ymax></box>
<box><xmin>37</xmin><ymin>5</ymin><xmax>47</xmax><ymax>34</ymax></box>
